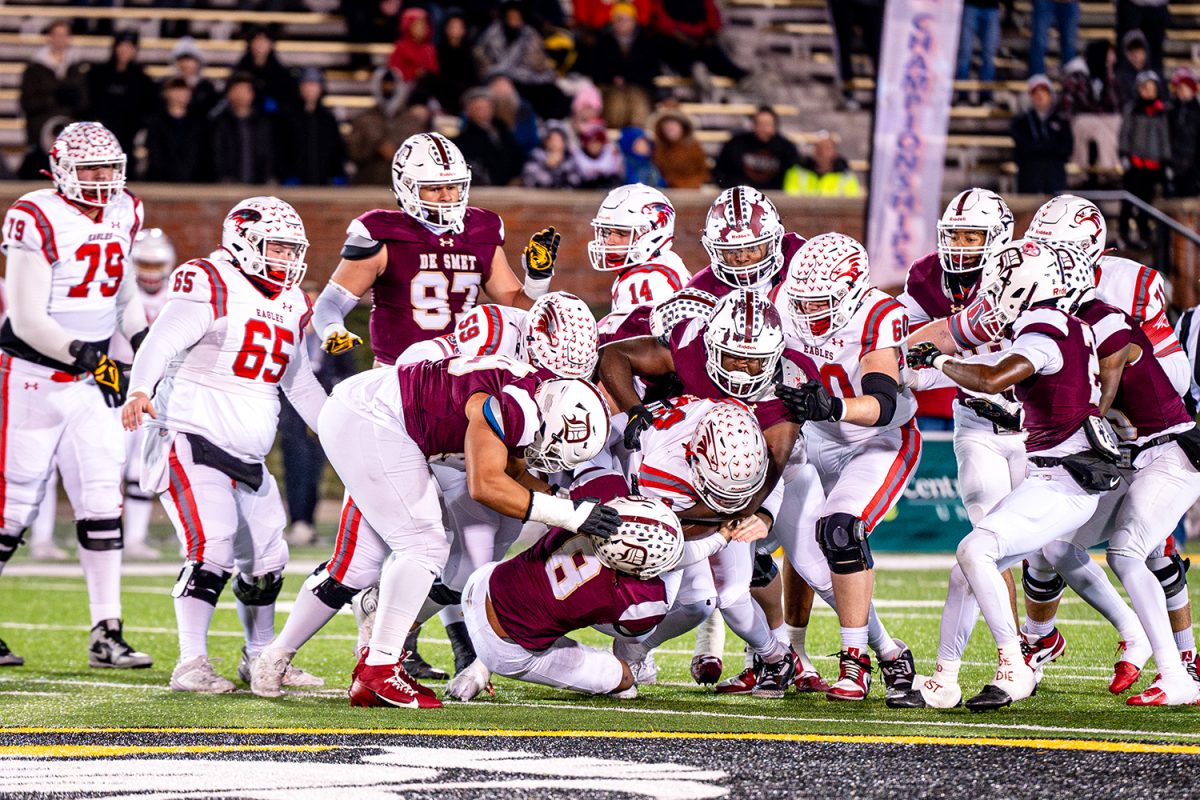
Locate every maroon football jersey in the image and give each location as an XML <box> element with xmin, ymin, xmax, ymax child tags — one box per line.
<box><xmin>1076</xmin><ymin>300</ymin><xmax>1191</xmax><ymax>439</ymax></box>
<box><xmin>396</xmin><ymin>354</ymin><xmax>542</xmax><ymax>458</ymax></box>
<box><xmin>686</xmin><ymin>232</ymin><xmax>806</xmax><ymax>297</ymax></box>
<box><xmin>487</xmin><ymin>472</ymin><xmax>670</xmax><ymax>652</ymax></box>
<box><xmin>668</xmin><ymin>317</ymin><xmax>816</xmax><ymax>430</ymax></box>
<box><xmin>597</xmin><ymin>304</ymin><xmax>654</xmax><ymax>349</ymax></box>
<box><xmin>1012</xmin><ymin>308</ymin><xmax>1102</xmax><ymax>453</ymax></box>
<box><xmin>353</xmin><ymin>207</ymin><xmax>504</xmax><ymax>365</ymax></box>
<box><xmin>900</xmin><ymin>251</ymin><xmax>983</xmax><ymax>323</ymax></box>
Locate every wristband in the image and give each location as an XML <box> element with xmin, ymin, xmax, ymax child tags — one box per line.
<box><xmin>526</xmin><ymin>491</ymin><xmax>584</xmax><ymax>529</ymax></box>
<box><xmin>830</xmin><ymin>396</ymin><xmax>846</xmax><ymax>421</ymax></box>
<box><xmin>523</xmin><ymin>274</ymin><xmax>552</xmax><ymax>300</ymax></box>
<box><xmin>932</xmin><ymin>354</ymin><xmax>953</xmax><ymax>372</ymax></box>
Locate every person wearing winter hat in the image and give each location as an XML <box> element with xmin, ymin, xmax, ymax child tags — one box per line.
<box><xmin>1010</xmin><ymin>74</ymin><xmax>1073</xmax><ymax>193</ymax></box>
<box><xmin>1168</xmin><ymin>67</ymin><xmax>1200</xmax><ymax>197</ymax></box>
<box><xmin>168</xmin><ymin>36</ymin><xmax>218</xmax><ymax>116</ymax></box>
<box><xmin>1118</xmin><ymin>70</ymin><xmax>1171</xmax><ymax>248</ymax></box>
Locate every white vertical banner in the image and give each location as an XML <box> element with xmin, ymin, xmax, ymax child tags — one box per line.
<box><xmin>866</xmin><ymin>0</ymin><xmax>963</xmax><ymax>288</ymax></box>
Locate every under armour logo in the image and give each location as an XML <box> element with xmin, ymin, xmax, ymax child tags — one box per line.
<box><xmin>23</xmin><ymin>381</ymin><xmax>37</xmax><ymax>390</ymax></box>
<box><xmin>439</xmin><ymin>236</ymin><xmax>454</xmax><ymax>247</ymax></box>
<box><xmin>281</xmin><ymin>303</ymin><xmax>292</xmax><ymax>312</ymax></box>
<box><xmin>830</xmin><ymin>337</ymin><xmax>845</xmax><ymax>348</ymax></box>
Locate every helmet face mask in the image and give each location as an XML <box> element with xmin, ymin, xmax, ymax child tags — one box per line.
<box><xmin>687</xmin><ymin>402</ymin><xmax>768</xmax><ymax>514</ymax></box>
<box><xmin>131</xmin><ymin>228</ymin><xmax>175</xmax><ymax>294</ymax></box>
<box><xmin>784</xmin><ymin>232</ymin><xmax>870</xmax><ymax>343</ymax></box>
<box><xmin>703</xmin><ymin>290</ymin><xmax>784</xmax><ymax>399</ymax></box>
<box><xmin>936</xmin><ymin>189</ymin><xmax>1014</xmax><ymax>275</ymax></box>
<box><xmin>525</xmin><ymin>379</ymin><xmax>610</xmax><ymax>474</ymax></box>
<box><xmin>221</xmin><ymin>197</ymin><xmax>309</xmax><ymax>293</ymax></box>
<box><xmin>49</xmin><ymin>122</ymin><xmax>127</xmax><ymax>208</ymax></box>
<box><xmin>392</xmin><ymin>133</ymin><xmax>471</xmax><ymax>233</ymax></box>
<box><xmin>587</xmin><ymin>184</ymin><xmax>675</xmax><ymax>272</ymax></box>
<box><xmin>589</xmin><ymin>495</ymin><xmax>683</xmax><ymax>579</ymax></box>
<box><xmin>702</xmin><ymin>186</ymin><xmax>785</xmax><ymax>288</ymax></box>
<box><xmin>523</xmin><ymin>292</ymin><xmax>600</xmax><ymax>379</ymax></box>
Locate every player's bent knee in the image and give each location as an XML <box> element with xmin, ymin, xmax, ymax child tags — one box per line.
<box><xmin>1151</xmin><ymin>553</ymin><xmax>1189</xmax><ymax>600</ymax></box>
<box><xmin>1021</xmin><ymin>560</ymin><xmax>1066</xmax><ymax>603</ymax></box>
<box><xmin>816</xmin><ymin>513</ymin><xmax>872</xmax><ymax>575</ymax></box>
<box><xmin>0</xmin><ymin>529</ymin><xmax>26</xmax><ymax>562</ymax></box>
<box><xmin>303</xmin><ymin>565</ymin><xmax>361</xmax><ymax>609</ymax></box>
<box><xmin>172</xmin><ymin>561</ymin><xmax>231</xmax><ymax>606</ymax></box>
<box><xmin>750</xmin><ymin>550</ymin><xmax>779</xmax><ymax>588</ymax></box>
<box><xmin>955</xmin><ymin>529</ymin><xmax>999</xmax><ymax>570</ymax></box>
<box><xmin>232</xmin><ymin>571</ymin><xmax>284</xmax><ymax>606</ymax></box>
<box><xmin>75</xmin><ymin>517</ymin><xmax>123</xmax><ymax>551</ymax></box>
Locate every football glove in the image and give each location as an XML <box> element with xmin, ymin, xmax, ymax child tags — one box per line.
<box><xmin>522</xmin><ymin>226</ymin><xmax>560</xmax><ymax>280</ymax></box>
<box><xmin>906</xmin><ymin>342</ymin><xmax>944</xmax><ymax>370</ymax></box>
<box><xmin>321</xmin><ymin>323</ymin><xmax>362</xmax><ymax>356</ymax></box>
<box><xmin>963</xmin><ymin>397</ymin><xmax>1024</xmax><ymax>432</ymax></box>
<box><xmin>575</xmin><ymin>499</ymin><xmax>622</xmax><ymax>540</ymax></box>
<box><xmin>69</xmin><ymin>341</ymin><xmax>127</xmax><ymax>408</ymax></box>
<box><xmin>623</xmin><ymin>403</ymin><xmax>655</xmax><ymax>450</ymax></box>
<box><xmin>778</xmin><ymin>380</ymin><xmax>842</xmax><ymax>422</ymax></box>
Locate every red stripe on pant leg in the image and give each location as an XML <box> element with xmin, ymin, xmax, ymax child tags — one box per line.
<box><xmin>0</xmin><ymin>355</ymin><xmax>9</xmax><ymax>522</ymax></box>
<box><xmin>862</xmin><ymin>422</ymin><xmax>922</xmax><ymax>530</ymax></box>
<box><xmin>168</xmin><ymin>447</ymin><xmax>206</xmax><ymax>561</ymax></box>
<box><xmin>329</xmin><ymin>499</ymin><xmax>362</xmax><ymax>583</ymax></box>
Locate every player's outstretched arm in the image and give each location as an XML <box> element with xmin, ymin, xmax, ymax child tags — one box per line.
<box><xmin>313</xmin><ymin>251</ymin><xmax>384</xmax><ymax>355</ymax></box>
<box><xmin>278</xmin><ymin>343</ymin><xmax>328</xmax><ymax>431</ymax></box>
<box><xmin>598</xmin><ymin>337</ymin><xmax>675</xmax><ymax>413</ymax></box>
<box><xmin>482</xmin><ymin>246</ymin><xmax>534</xmax><ymax>310</ymax></box>
<box><xmin>908</xmin><ymin>342</ymin><xmax>1035</xmax><ymax>395</ymax></box>
<box><xmin>122</xmin><ymin>297</ymin><xmax>211</xmax><ymax>430</ymax></box>
<box><xmin>1098</xmin><ymin>343</ymin><xmax>1134</xmax><ymax>415</ymax></box>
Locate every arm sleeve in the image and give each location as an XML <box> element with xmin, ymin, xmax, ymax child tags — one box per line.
<box><xmin>758</xmin><ymin>477</ymin><xmax>785</xmax><ymax>520</ymax></box>
<box><xmin>279</xmin><ymin>342</ymin><xmax>328</xmax><ymax>431</ymax></box>
<box><xmin>311</xmin><ymin>280</ymin><xmax>361</xmax><ymax>337</ymax></box>
<box><xmin>679</xmin><ymin>532</ymin><xmax>727</xmax><ymax>566</ymax></box>
<box><xmin>114</xmin><ymin>268</ymin><xmax>149</xmax><ymax>345</ymax></box>
<box><xmin>127</xmin><ymin>298</ymin><xmax>213</xmax><ymax>397</ymax></box>
<box><xmin>6</xmin><ymin>247</ymin><xmax>75</xmax><ymax>362</ymax></box>
<box><xmin>396</xmin><ymin>335</ymin><xmax>458</xmax><ymax>365</ymax></box>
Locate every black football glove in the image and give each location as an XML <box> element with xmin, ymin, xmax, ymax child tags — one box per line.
<box><xmin>576</xmin><ymin>500</ymin><xmax>622</xmax><ymax>540</ymax></box>
<box><xmin>522</xmin><ymin>226</ymin><xmax>560</xmax><ymax>280</ymax></box>
<box><xmin>906</xmin><ymin>342</ymin><xmax>944</xmax><ymax>370</ymax></box>
<box><xmin>70</xmin><ymin>341</ymin><xmax>128</xmax><ymax>408</ymax></box>
<box><xmin>777</xmin><ymin>380</ymin><xmax>841</xmax><ymax>422</ymax></box>
<box><xmin>623</xmin><ymin>403</ymin><xmax>655</xmax><ymax>450</ymax></box>
<box><xmin>963</xmin><ymin>397</ymin><xmax>1024</xmax><ymax>432</ymax></box>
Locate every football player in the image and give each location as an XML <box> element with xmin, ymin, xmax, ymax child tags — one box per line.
<box><xmin>0</xmin><ymin>121</ymin><xmax>151</xmax><ymax>669</ymax></box>
<box><xmin>123</xmin><ymin>197</ymin><xmax>327</xmax><ymax>693</ymax></box>
<box><xmin>688</xmin><ymin>185</ymin><xmax>805</xmax><ymax>296</ymax></box>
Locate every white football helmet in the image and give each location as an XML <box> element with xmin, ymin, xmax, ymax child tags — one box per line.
<box><xmin>525</xmin><ymin>378</ymin><xmax>610</xmax><ymax>474</ymax></box>
<box><xmin>588</xmin><ymin>183</ymin><xmax>676</xmax><ymax>272</ymax></box>
<box><xmin>131</xmin><ymin>228</ymin><xmax>175</xmax><ymax>295</ymax></box>
<box><xmin>49</xmin><ymin>121</ymin><xmax>126</xmax><ymax>207</ymax></box>
<box><xmin>702</xmin><ymin>186</ymin><xmax>786</xmax><ymax>288</ymax></box>
<box><xmin>522</xmin><ymin>291</ymin><xmax>599</xmax><ymax>379</ymax></box>
<box><xmin>976</xmin><ymin>238</ymin><xmax>1074</xmax><ymax>333</ymax></box>
<box><xmin>937</xmin><ymin>188</ymin><xmax>1014</xmax><ymax>274</ymax></box>
<box><xmin>392</xmin><ymin>132</ymin><xmax>471</xmax><ymax>233</ymax></box>
<box><xmin>783</xmin><ymin>232</ymin><xmax>871</xmax><ymax>342</ymax></box>
<box><xmin>221</xmin><ymin>196</ymin><xmax>309</xmax><ymax>293</ymax></box>
<box><xmin>703</xmin><ymin>290</ymin><xmax>784</xmax><ymax>399</ymax></box>
<box><xmin>687</xmin><ymin>401</ymin><xmax>769</xmax><ymax>514</ymax></box>
<box><xmin>649</xmin><ymin>287</ymin><xmax>719</xmax><ymax>343</ymax></box>
<box><xmin>1025</xmin><ymin>194</ymin><xmax>1107</xmax><ymax>267</ymax></box>
<box><xmin>590</xmin><ymin>495</ymin><xmax>684</xmax><ymax>580</ymax></box>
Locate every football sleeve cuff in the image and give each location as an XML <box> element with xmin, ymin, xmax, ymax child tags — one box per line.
<box><xmin>523</xmin><ymin>274</ymin><xmax>552</xmax><ymax>300</ymax></box>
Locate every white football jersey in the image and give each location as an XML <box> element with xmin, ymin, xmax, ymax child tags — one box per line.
<box><xmin>628</xmin><ymin>395</ymin><xmax>724</xmax><ymax>513</ymax></box>
<box><xmin>1</xmin><ymin>188</ymin><xmax>143</xmax><ymax>342</ymax></box>
<box><xmin>609</xmin><ymin>251</ymin><xmax>691</xmax><ymax>316</ymax></box>
<box><xmin>1095</xmin><ymin>254</ymin><xmax>1188</xmax><ymax>394</ymax></box>
<box><xmin>780</xmin><ymin>288</ymin><xmax>917</xmax><ymax>444</ymax></box>
<box><xmin>151</xmin><ymin>255</ymin><xmax>312</xmax><ymax>462</ymax></box>
<box><xmin>397</xmin><ymin>303</ymin><xmax>527</xmax><ymax>364</ymax></box>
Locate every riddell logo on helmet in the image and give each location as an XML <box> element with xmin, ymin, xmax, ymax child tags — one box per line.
<box><xmin>562</xmin><ymin>413</ymin><xmax>592</xmax><ymax>444</ymax></box>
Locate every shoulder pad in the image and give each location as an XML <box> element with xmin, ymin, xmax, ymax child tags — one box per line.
<box><xmin>462</xmin><ymin>207</ymin><xmax>505</xmax><ymax>245</ymax></box>
<box><xmin>167</xmin><ymin>259</ymin><xmax>229</xmax><ymax>318</ymax></box>
<box><xmin>1013</xmin><ymin>307</ymin><xmax>1069</xmax><ymax>340</ymax></box>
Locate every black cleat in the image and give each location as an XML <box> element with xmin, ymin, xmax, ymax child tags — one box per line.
<box><xmin>965</xmin><ymin>683</ymin><xmax>1015</xmax><ymax>712</ymax></box>
<box><xmin>402</xmin><ymin>628</ymin><xmax>448</xmax><ymax>681</ymax></box>
<box><xmin>879</xmin><ymin>639</ymin><xmax>916</xmax><ymax>695</ymax></box>
<box><xmin>885</xmin><ymin>688</ymin><xmax>928</xmax><ymax>709</ymax></box>
<box><xmin>0</xmin><ymin>637</ymin><xmax>23</xmax><ymax>667</ymax></box>
<box><xmin>751</xmin><ymin>649</ymin><xmax>797</xmax><ymax>699</ymax></box>
<box><xmin>89</xmin><ymin>619</ymin><xmax>152</xmax><ymax>669</ymax></box>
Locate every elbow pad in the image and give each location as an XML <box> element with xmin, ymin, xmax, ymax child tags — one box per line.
<box><xmin>861</xmin><ymin>372</ymin><xmax>900</xmax><ymax>427</ymax></box>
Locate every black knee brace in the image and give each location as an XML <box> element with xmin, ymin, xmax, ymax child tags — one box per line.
<box><xmin>1022</xmin><ymin>560</ymin><xmax>1066</xmax><ymax>603</ymax></box>
<box><xmin>172</xmin><ymin>561</ymin><xmax>230</xmax><ymax>606</ymax></box>
<box><xmin>307</xmin><ymin>563</ymin><xmax>359</xmax><ymax>610</ymax></box>
<box><xmin>816</xmin><ymin>513</ymin><xmax>872</xmax><ymax>575</ymax></box>
<box><xmin>428</xmin><ymin>578</ymin><xmax>463</xmax><ymax>607</ymax></box>
<box><xmin>1152</xmin><ymin>554</ymin><xmax>1190</xmax><ymax>600</ymax></box>
<box><xmin>751</xmin><ymin>550</ymin><xmax>779</xmax><ymax>588</ymax></box>
<box><xmin>0</xmin><ymin>529</ymin><xmax>25</xmax><ymax>563</ymax></box>
<box><xmin>232</xmin><ymin>571</ymin><xmax>284</xmax><ymax>606</ymax></box>
<box><xmin>75</xmin><ymin>517</ymin><xmax>123</xmax><ymax>552</ymax></box>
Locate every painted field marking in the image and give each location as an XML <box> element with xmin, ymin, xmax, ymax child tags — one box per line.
<box><xmin>0</xmin><ymin>744</ymin><xmax>335</xmax><ymax>758</ymax></box>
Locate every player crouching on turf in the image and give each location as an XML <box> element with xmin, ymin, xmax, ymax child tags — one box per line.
<box><xmin>123</xmin><ymin>197</ymin><xmax>328</xmax><ymax>693</ymax></box>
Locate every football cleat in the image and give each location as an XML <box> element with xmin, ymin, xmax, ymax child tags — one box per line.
<box><xmin>29</xmin><ymin>542</ymin><xmax>70</xmax><ymax>561</ymax></box>
<box><xmin>1127</xmin><ymin>672</ymin><xmax>1200</xmax><ymax>706</ymax></box>
<box><xmin>966</xmin><ymin>651</ymin><xmax>1037</xmax><ymax>712</ymax></box>
<box><xmin>1021</xmin><ymin>627</ymin><xmax>1066</xmax><ymax>674</ymax></box>
<box><xmin>89</xmin><ymin>619</ymin><xmax>152</xmax><ymax>669</ymax></box>
<box><xmin>826</xmin><ymin>648</ymin><xmax>872</xmax><ymax>701</ymax></box>
<box><xmin>445</xmin><ymin>620</ymin><xmax>478</xmax><ymax>676</ymax></box>
<box><xmin>1109</xmin><ymin>639</ymin><xmax>1150</xmax><ymax>693</ymax></box>
<box><xmin>751</xmin><ymin>649</ymin><xmax>797</xmax><ymax>699</ymax></box>
<box><xmin>690</xmin><ymin>654</ymin><xmax>724</xmax><ymax>686</ymax></box>
<box><xmin>889</xmin><ymin>670</ymin><xmax>964</xmax><ymax>710</ymax></box>
<box><xmin>240</xmin><ymin>646</ymin><xmax>323</xmax><ymax>693</ymax></box>
<box><xmin>1183</xmin><ymin>649</ymin><xmax>1200</xmax><ymax>684</ymax></box>
<box><xmin>792</xmin><ymin>668</ymin><xmax>831</xmax><ymax>693</ymax></box>
<box><xmin>445</xmin><ymin>658</ymin><xmax>492</xmax><ymax>702</ymax></box>
<box><xmin>348</xmin><ymin>650</ymin><xmax>442</xmax><ymax>709</ymax></box>
<box><xmin>609</xmin><ymin>684</ymin><xmax>639</xmax><ymax>700</ymax></box>
<box><xmin>249</xmin><ymin>646</ymin><xmax>292</xmax><ymax>698</ymax></box>
<box><xmin>402</xmin><ymin>628</ymin><xmax>448</xmax><ymax>681</ymax></box>
<box><xmin>714</xmin><ymin>666</ymin><xmax>756</xmax><ymax>694</ymax></box>
<box><xmin>170</xmin><ymin>655</ymin><xmax>236</xmax><ymax>693</ymax></box>
<box><xmin>879</xmin><ymin>639</ymin><xmax>915</xmax><ymax>695</ymax></box>
<box><xmin>0</xmin><ymin>637</ymin><xmax>23</xmax><ymax>667</ymax></box>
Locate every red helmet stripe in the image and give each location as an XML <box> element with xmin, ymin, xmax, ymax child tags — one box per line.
<box><xmin>731</xmin><ymin>186</ymin><xmax>745</xmax><ymax>224</ymax></box>
<box><xmin>955</xmin><ymin>191</ymin><xmax>969</xmax><ymax>215</ymax></box>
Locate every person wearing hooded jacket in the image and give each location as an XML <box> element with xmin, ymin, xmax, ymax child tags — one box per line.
<box><xmin>345</xmin><ymin>67</ymin><xmax>431</xmax><ymax>187</ymax></box>
<box><xmin>652</xmin><ymin>107</ymin><xmax>709</xmax><ymax>188</ymax></box>
<box><xmin>1119</xmin><ymin>69</ymin><xmax>1171</xmax><ymax>248</ymax></box>
<box><xmin>19</xmin><ymin>19</ymin><xmax>87</xmax><ymax>177</ymax></box>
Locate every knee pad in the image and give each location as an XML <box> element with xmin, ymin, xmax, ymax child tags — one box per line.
<box><xmin>816</xmin><ymin>513</ymin><xmax>872</xmax><ymax>575</ymax></box>
<box><xmin>171</xmin><ymin>561</ymin><xmax>230</xmax><ymax>606</ymax></box>
<box><xmin>303</xmin><ymin>565</ymin><xmax>360</xmax><ymax>610</ymax></box>
<box><xmin>750</xmin><ymin>550</ymin><xmax>779</xmax><ymax>589</ymax></box>
<box><xmin>232</xmin><ymin>571</ymin><xmax>284</xmax><ymax>606</ymax></box>
<box><xmin>1151</xmin><ymin>553</ymin><xmax>1190</xmax><ymax>600</ymax></box>
<box><xmin>1021</xmin><ymin>559</ymin><xmax>1066</xmax><ymax>603</ymax></box>
<box><xmin>75</xmin><ymin>517</ymin><xmax>123</xmax><ymax>552</ymax></box>
<box><xmin>428</xmin><ymin>578</ymin><xmax>463</xmax><ymax>606</ymax></box>
<box><xmin>0</xmin><ymin>529</ymin><xmax>26</xmax><ymax>563</ymax></box>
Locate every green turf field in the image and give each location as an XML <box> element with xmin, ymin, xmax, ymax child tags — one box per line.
<box><xmin>1</xmin><ymin>552</ymin><xmax>1198</xmax><ymax>742</ymax></box>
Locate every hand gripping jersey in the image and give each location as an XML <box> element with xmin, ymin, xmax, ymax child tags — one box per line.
<box><xmin>486</xmin><ymin>471</ymin><xmax>670</xmax><ymax>651</ymax></box>
<box><xmin>1008</xmin><ymin>307</ymin><xmax>1102</xmax><ymax>455</ymax></box>
<box><xmin>0</xmin><ymin>187</ymin><xmax>143</xmax><ymax>371</ymax></box>
<box><xmin>685</xmin><ymin>232</ymin><xmax>806</xmax><ymax>298</ymax></box>
<box><xmin>608</xmin><ymin>250</ymin><xmax>691</xmax><ymax>316</ymax></box>
<box><xmin>779</xmin><ymin>288</ymin><xmax>918</xmax><ymax>444</ymax></box>
<box><xmin>398</xmin><ymin>303</ymin><xmax>527</xmax><ymax>363</ymax></box>
<box><xmin>343</xmin><ymin>206</ymin><xmax>504</xmax><ymax>365</ymax></box>
<box><xmin>149</xmin><ymin>256</ymin><xmax>312</xmax><ymax>462</ymax></box>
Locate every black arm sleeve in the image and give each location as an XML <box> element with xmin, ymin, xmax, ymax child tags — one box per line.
<box><xmin>861</xmin><ymin>371</ymin><xmax>900</xmax><ymax>427</ymax></box>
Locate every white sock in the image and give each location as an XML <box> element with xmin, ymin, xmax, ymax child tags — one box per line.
<box><xmin>175</xmin><ymin>595</ymin><xmax>216</xmax><ymax>661</ymax></box>
<box><xmin>1108</xmin><ymin>551</ymin><xmax>1184</xmax><ymax>679</ymax></box>
<box><xmin>237</xmin><ymin>599</ymin><xmax>275</xmax><ymax>661</ymax></box>
<box><xmin>841</xmin><ymin>625</ymin><xmax>869</xmax><ymax>653</ymax></box>
<box><xmin>123</xmin><ymin>496</ymin><xmax>154</xmax><ymax>547</ymax></box>
<box><xmin>784</xmin><ymin>624</ymin><xmax>813</xmax><ymax>671</ymax></box>
<box><xmin>693</xmin><ymin>608</ymin><xmax>726</xmax><ymax>658</ymax></box>
<box><xmin>721</xmin><ymin>593</ymin><xmax>780</xmax><ymax>659</ymax></box>
<box><xmin>78</xmin><ymin>548</ymin><xmax>122</xmax><ymax>626</ymax></box>
<box><xmin>1175</xmin><ymin>626</ymin><xmax>1196</xmax><ymax>653</ymax></box>
<box><xmin>365</xmin><ymin>556</ymin><xmax>436</xmax><ymax>666</ymax></box>
<box><xmin>934</xmin><ymin>657</ymin><xmax>961</xmax><ymax>683</ymax></box>
<box><xmin>274</xmin><ymin>585</ymin><xmax>339</xmax><ymax>652</ymax></box>
<box><xmin>938</xmin><ymin>565</ymin><xmax>979</xmax><ymax>662</ymax></box>
<box><xmin>1022</xmin><ymin>616</ymin><xmax>1056</xmax><ymax>639</ymax></box>
<box><xmin>997</xmin><ymin>639</ymin><xmax>1024</xmax><ymax>679</ymax></box>
<box><xmin>867</xmin><ymin>606</ymin><xmax>900</xmax><ymax>660</ymax></box>
<box><xmin>438</xmin><ymin>604</ymin><xmax>465</xmax><ymax>626</ymax></box>
<box><xmin>770</xmin><ymin>623</ymin><xmax>786</xmax><ymax>645</ymax></box>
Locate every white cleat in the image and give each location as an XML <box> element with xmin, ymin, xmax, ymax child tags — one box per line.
<box><xmin>609</xmin><ymin>684</ymin><xmax>638</xmax><ymax>700</ymax></box>
<box><xmin>915</xmin><ymin>672</ymin><xmax>964</xmax><ymax>709</ymax></box>
<box><xmin>29</xmin><ymin>543</ymin><xmax>69</xmax><ymax>561</ymax></box>
<box><xmin>1127</xmin><ymin>672</ymin><xmax>1200</xmax><ymax>706</ymax></box>
<box><xmin>170</xmin><ymin>655</ymin><xmax>236</xmax><ymax>693</ymax></box>
<box><xmin>445</xmin><ymin>658</ymin><xmax>491</xmax><ymax>702</ymax></box>
<box><xmin>240</xmin><ymin>646</ymin><xmax>323</xmax><ymax>693</ymax></box>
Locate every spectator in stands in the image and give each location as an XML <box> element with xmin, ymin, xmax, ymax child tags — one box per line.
<box><xmin>573</xmin><ymin>0</ymin><xmax>652</xmax><ymax>61</ymax></box>
<box><xmin>275</xmin><ymin>68</ymin><xmax>348</xmax><ymax>186</ymax></box>
<box><xmin>1059</xmin><ymin>43</ymin><xmax>1122</xmax><ymax>184</ymax></box>
<box><xmin>233</xmin><ymin>25</ymin><xmax>300</xmax><ymax>115</ymax></box>
<box><xmin>591</xmin><ymin>2</ymin><xmax>658</xmax><ymax>128</ymax></box>
<box><xmin>618</xmin><ymin>127</ymin><xmax>662</xmax><ymax>186</ymax></box>
<box><xmin>208</xmin><ymin>71</ymin><xmax>275</xmax><ymax>184</ymax></box>
<box><xmin>955</xmin><ymin>0</ymin><xmax>1002</xmax><ymax>105</ymax></box>
<box><xmin>1028</xmin><ymin>0</ymin><xmax>1079</xmax><ymax>78</ymax></box>
<box><xmin>19</xmin><ymin>19</ymin><xmax>87</xmax><ymax>177</ymax></box>
<box><xmin>346</xmin><ymin>67</ymin><xmax>431</xmax><ymax>186</ymax></box>
<box><xmin>714</xmin><ymin>106</ymin><xmax>801</xmax><ymax>191</ymax></box>
<box><xmin>1116</xmin><ymin>29</ymin><xmax>1153</xmax><ymax>109</ymax></box>
<box><xmin>342</xmin><ymin>0</ymin><xmax>402</xmax><ymax>71</ymax></box>
<box><xmin>648</xmin><ymin>0</ymin><xmax>748</xmax><ymax>83</ymax></box>
<box><xmin>489</xmin><ymin>75</ymin><xmax>541</xmax><ymax>160</ymax></box>
<box><xmin>1117</xmin><ymin>0</ymin><xmax>1167</xmax><ymax>76</ymax></box>
<box><xmin>431</xmin><ymin>10</ymin><xmax>479</xmax><ymax>116</ymax></box>
<box><xmin>455</xmin><ymin>86</ymin><xmax>525</xmax><ymax>185</ymax></box>
<box><xmin>652</xmin><ymin>107</ymin><xmax>710</xmax><ymax>188</ymax></box>
<box><xmin>389</xmin><ymin>7</ymin><xmax>439</xmax><ymax>84</ymax></box>
<box><xmin>143</xmin><ymin>78</ymin><xmax>208</xmax><ymax>183</ymax></box>
<box><xmin>1118</xmin><ymin>70</ymin><xmax>1170</xmax><ymax>249</ymax></box>
<box><xmin>170</xmin><ymin>37</ymin><xmax>219</xmax><ymax>118</ymax></box>
<box><xmin>784</xmin><ymin>131</ymin><xmax>862</xmax><ymax>197</ymax></box>
<box><xmin>827</xmin><ymin>0</ymin><xmax>884</xmax><ymax>109</ymax></box>
<box><xmin>1168</xmin><ymin>67</ymin><xmax>1200</xmax><ymax>197</ymax></box>
<box><xmin>1010</xmin><ymin>74</ymin><xmax>1074</xmax><ymax>193</ymax></box>
<box><xmin>569</xmin><ymin>82</ymin><xmax>605</xmax><ymax>141</ymax></box>
<box><xmin>86</xmin><ymin>31</ymin><xmax>157</xmax><ymax>156</ymax></box>
<box><xmin>475</xmin><ymin>0</ymin><xmax>569</xmax><ymax>118</ymax></box>
<box><xmin>569</xmin><ymin>121</ymin><xmax>625</xmax><ymax>188</ymax></box>
<box><xmin>522</xmin><ymin>122</ymin><xmax>582</xmax><ymax>188</ymax></box>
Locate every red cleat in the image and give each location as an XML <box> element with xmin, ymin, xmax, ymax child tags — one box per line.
<box><xmin>348</xmin><ymin>651</ymin><xmax>442</xmax><ymax>709</ymax></box>
<box><xmin>793</xmin><ymin>668</ymin><xmax>831</xmax><ymax>693</ymax></box>
<box><xmin>826</xmin><ymin>648</ymin><xmax>872</xmax><ymax>702</ymax></box>
<box><xmin>1109</xmin><ymin>641</ymin><xmax>1142</xmax><ymax>694</ymax></box>
<box><xmin>690</xmin><ymin>654</ymin><xmax>724</xmax><ymax>686</ymax></box>
<box><xmin>714</xmin><ymin>666</ymin><xmax>756</xmax><ymax>694</ymax></box>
